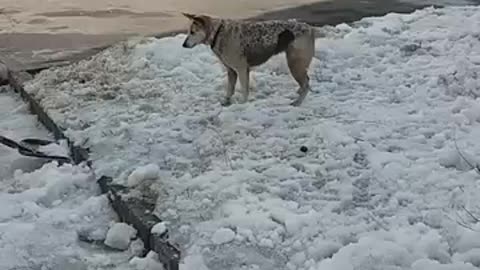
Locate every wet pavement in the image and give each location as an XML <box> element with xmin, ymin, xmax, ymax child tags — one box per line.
<box><xmin>253</xmin><ymin>0</ymin><xmax>437</xmax><ymax>26</ymax></box>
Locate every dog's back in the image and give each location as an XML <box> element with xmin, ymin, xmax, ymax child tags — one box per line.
<box><xmin>216</xmin><ymin>19</ymin><xmax>314</xmax><ymax>67</ymax></box>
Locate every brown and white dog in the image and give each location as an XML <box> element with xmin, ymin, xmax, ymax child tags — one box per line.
<box><xmin>181</xmin><ymin>13</ymin><xmax>315</xmax><ymax>106</ymax></box>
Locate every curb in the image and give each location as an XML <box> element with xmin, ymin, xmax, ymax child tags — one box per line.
<box><xmin>6</xmin><ymin>68</ymin><xmax>181</xmax><ymax>270</ymax></box>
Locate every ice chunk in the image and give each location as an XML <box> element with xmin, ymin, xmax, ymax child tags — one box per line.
<box><xmin>104</xmin><ymin>222</ymin><xmax>137</xmax><ymax>250</ymax></box>
<box><xmin>151</xmin><ymin>221</ymin><xmax>167</xmax><ymax>235</ymax></box>
<box><xmin>212</xmin><ymin>228</ymin><xmax>235</xmax><ymax>245</ymax></box>
<box><xmin>129</xmin><ymin>251</ymin><xmax>164</xmax><ymax>270</ymax></box>
<box><xmin>38</xmin><ymin>140</ymin><xmax>70</xmax><ymax>157</ymax></box>
<box><xmin>127</xmin><ymin>164</ymin><xmax>160</xmax><ymax>187</ymax></box>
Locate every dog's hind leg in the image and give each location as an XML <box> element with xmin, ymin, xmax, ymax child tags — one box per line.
<box><xmin>237</xmin><ymin>66</ymin><xmax>250</xmax><ymax>104</ymax></box>
<box><xmin>286</xmin><ymin>34</ymin><xmax>314</xmax><ymax>106</ymax></box>
<box><xmin>222</xmin><ymin>66</ymin><xmax>237</xmax><ymax>106</ymax></box>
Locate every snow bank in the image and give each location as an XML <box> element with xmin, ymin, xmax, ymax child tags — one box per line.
<box><xmin>24</xmin><ymin>6</ymin><xmax>480</xmax><ymax>270</ymax></box>
<box><xmin>0</xmin><ymin>87</ymin><xmax>145</xmax><ymax>269</ymax></box>
<box><xmin>0</xmin><ymin>86</ymin><xmax>51</xmax><ymax>179</ymax></box>
<box><xmin>0</xmin><ymin>162</ymin><xmax>138</xmax><ymax>269</ymax></box>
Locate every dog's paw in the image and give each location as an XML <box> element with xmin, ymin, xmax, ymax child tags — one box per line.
<box><xmin>221</xmin><ymin>98</ymin><xmax>232</xmax><ymax>107</ymax></box>
<box><xmin>290</xmin><ymin>99</ymin><xmax>302</xmax><ymax>107</ymax></box>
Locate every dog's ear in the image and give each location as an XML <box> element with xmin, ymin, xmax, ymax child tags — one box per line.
<box><xmin>193</xmin><ymin>15</ymin><xmax>211</xmax><ymax>27</ymax></box>
<box><xmin>182</xmin><ymin>12</ymin><xmax>197</xmax><ymax>20</ymax></box>
<box><xmin>182</xmin><ymin>13</ymin><xmax>211</xmax><ymax>27</ymax></box>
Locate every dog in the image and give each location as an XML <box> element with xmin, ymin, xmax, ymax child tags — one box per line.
<box><xmin>181</xmin><ymin>13</ymin><xmax>315</xmax><ymax>106</ymax></box>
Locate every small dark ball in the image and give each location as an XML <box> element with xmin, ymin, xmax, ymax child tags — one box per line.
<box><xmin>300</xmin><ymin>146</ymin><xmax>308</xmax><ymax>153</ymax></box>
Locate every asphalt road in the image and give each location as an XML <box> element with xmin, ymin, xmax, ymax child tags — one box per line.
<box><xmin>253</xmin><ymin>0</ymin><xmax>434</xmax><ymax>26</ymax></box>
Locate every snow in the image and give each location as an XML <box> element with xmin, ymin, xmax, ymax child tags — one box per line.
<box><xmin>128</xmin><ymin>163</ymin><xmax>160</xmax><ymax>187</ymax></box>
<box><xmin>129</xmin><ymin>251</ymin><xmax>165</xmax><ymax>270</ymax></box>
<box><xmin>0</xmin><ymin>86</ymin><xmax>149</xmax><ymax>269</ymax></box>
<box><xmin>23</xmin><ymin>6</ymin><xmax>480</xmax><ymax>270</ymax></box>
<box><xmin>38</xmin><ymin>140</ymin><xmax>70</xmax><ymax>157</ymax></box>
<box><xmin>211</xmin><ymin>227</ymin><xmax>236</xmax><ymax>245</ymax></box>
<box><xmin>0</xmin><ymin>86</ymin><xmax>51</xmax><ymax>179</ymax></box>
<box><xmin>104</xmin><ymin>222</ymin><xmax>138</xmax><ymax>250</ymax></box>
<box><xmin>151</xmin><ymin>221</ymin><xmax>168</xmax><ymax>235</ymax></box>
<box><xmin>453</xmin><ymin>248</ymin><xmax>480</xmax><ymax>267</ymax></box>
<box><xmin>400</xmin><ymin>0</ymin><xmax>478</xmax><ymax>6</ymax></box>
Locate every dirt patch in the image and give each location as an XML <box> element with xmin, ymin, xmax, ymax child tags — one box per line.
<box><xmin>27</xmin><ymin>18</ymin><xmax>50</xmax><ymax>25</ymax></box>
<box><xmin>47</xmin><ymin>26</ymin><xmax>70</xmax><ymax>32</ymax></box>
<box><xmin>0</xmin><ymin>8</ymin><xmax>21</xmax><ymax>15</ymax></box>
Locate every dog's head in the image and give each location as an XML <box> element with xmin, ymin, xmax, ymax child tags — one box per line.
<box><xmin>182</xmin><ymin>13</ymin><xmax>212</xmax><ymax>48</ymax></box>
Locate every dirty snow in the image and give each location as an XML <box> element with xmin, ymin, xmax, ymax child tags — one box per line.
<box><xmin>0</xmin><ymin>86</ymin><xmax>148</xmax><ymax>269</ymax></box>
<box><xmin>25</xmin><ymin>6</ymin><xmax>480</xmax><ymax>270</ymax></box>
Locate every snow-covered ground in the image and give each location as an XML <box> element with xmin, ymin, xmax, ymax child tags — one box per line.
<box><xmin>0</xmin><ymin>87</ymin><xmax>156</xmax><ymax>269</ymax></box>
<box><xmin>24</xmin><ymin>6</ymin><xmax>480</xmax><ymax>270</ymax></box>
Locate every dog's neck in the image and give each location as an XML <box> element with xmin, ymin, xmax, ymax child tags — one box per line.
<box><xmin>206</xmin><ymin>20</ymin><xmax>223</xmax><ymax>49</ymax></box>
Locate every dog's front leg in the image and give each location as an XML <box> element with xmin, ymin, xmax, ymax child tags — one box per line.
<box><xmin>222</xmin><ymin>66</ymin><xmax>237</xmax><ymax>106</ymax></box>
<box><xmin>237</xmin><ymin>67</ymin><xmax>250</xmax><ymax>104</ymax></box>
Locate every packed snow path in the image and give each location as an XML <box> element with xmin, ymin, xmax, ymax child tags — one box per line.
<box><xmin>25</xmin><ymin>6</ymin><xmax>480</xmax><ymax>270</ymax></box>
<box><xmin>0</xmin><ymin>87</ymin><xmax>159</xmax><ymax>270</ymax></box>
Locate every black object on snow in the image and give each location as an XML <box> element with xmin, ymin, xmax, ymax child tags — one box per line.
<box><xmin>0</xmin><ymin>135</ymin><xmax>71</xmax><ymax>163</ymax></box>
